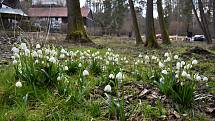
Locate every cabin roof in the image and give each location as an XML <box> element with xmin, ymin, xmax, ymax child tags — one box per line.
<box><xmin>28</xmin><ymin>6</ymin><xmax>91</xmax><ymax>18</ymax></box>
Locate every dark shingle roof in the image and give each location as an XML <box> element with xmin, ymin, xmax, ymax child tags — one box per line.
<box><xmin>2</xmin><ymin>0</ymin><xmax>21</xmax><ymax>9</ymax></box>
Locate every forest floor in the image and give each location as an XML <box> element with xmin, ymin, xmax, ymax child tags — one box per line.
<box><xmin>0</xmin><ymin>35</ymin><xmax>215</xmax><ymax>121</ymax></box>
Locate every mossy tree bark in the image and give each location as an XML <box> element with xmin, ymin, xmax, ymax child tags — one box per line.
<box><xmin>66</xmin><ymin>0</ymin><xmax>94</xmax><ymax>44</ymax></box>
<box><xmin>145</xmin><ymin>0</ymin><xmax>158</xmax><ymax>48</ymax></box>
<box><xmin>128</xmin><ymin>0</ymin><xmax>143</xmax><ymax>45</ymax></box>
<box><xmin>157</xmin><ymin>0</ymin><xmax>171</xmax><ymax>44</ymax></box>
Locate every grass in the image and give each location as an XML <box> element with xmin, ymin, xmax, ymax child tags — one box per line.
<box><xmin>0</xmin><ymin>37</ymin><xmax>214</xmax><ymax>121</ymax></box>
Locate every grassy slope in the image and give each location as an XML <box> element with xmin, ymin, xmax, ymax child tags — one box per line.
<box><xmin>0</xmin><ymin>37</ymin><xmax>214</xmax><ymax>121</ymax></box>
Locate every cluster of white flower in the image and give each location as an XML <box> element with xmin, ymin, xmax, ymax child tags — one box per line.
<box><xmin>158</xmin><ymin>52</ymin><xmax>208</xmax><ymax>82</ymax></box>
<box><xmin>11</xmin><ymin>43</ymin><xmax>209</xmax><ymax>90</ymax></box>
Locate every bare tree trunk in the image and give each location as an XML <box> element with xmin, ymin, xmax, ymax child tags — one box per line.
<box><xmin>145</xmin><ymin>0</ymin><xmax>158</xmax><ymax>48</ymax></box>
<box><xmin>128</xmin><ymin>0</ymin><xmax>143</xmax><ymax>45</ymax></box>
<box><xmin>198</xmin><ymin>0</ymin><xmax>212</xmax><ymax>44</ymax></box>
<box><xmin>191</xmin><ymin>0</ymin><xmax>205</xmax><ymax>32</ymax></box>
<box><xmin>213</xmin><ymin>0</ymin><xmax>215</xmax><ymax>38</ymax></box>
<box><xmin>66</xmin><ymin>0</ymin><xmax>94</xmax><ymax>44</ymax></box>
<box><xmin>157</xmin><ymin>0</ymin><xmax>171</xmax><ymax>44</ymax></box>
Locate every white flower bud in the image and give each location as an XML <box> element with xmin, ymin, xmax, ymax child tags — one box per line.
<box><xmin>203</xmin><ymin>77</ymin><xmax>208</xmax><ymax>81</ymax></box>
<box><xmin>164</xmin><ymin>52</ymin><xmax>169</xmax><ymax>57</ymax></box>
<box><xmin>116</xmin><ymin>72</ymin><xmax>124</xmax><ymax>80</ymax></box>
<box><xmin>15</xmin><ymin>81</ymin><xmax>22</xmax><ymax>88</ymax></box>
<box><xmin>36</xmin><ymin>44</ymin><xmax>41</xmax><ymax>49</ymax></box>
<box><xmin>159</xmin><ymin>62</ymin><xmax>165</xmax><ymax>68</ymax></box>
<box><xmin>57</xmin><ymin>76</ymin><xmax>61</xmax><ymax>81</ymax></box>
<box><xmin>78</xmin><ymin>63</ymin><xmax>82</xmax><ymax>68</ymax></box>
<box><xmin>161</xmin><ymin>70</ymin><xmax>168</xmax><ymax>75</ymax></box>
<box><xmin>64</xmin><ymin>66</ymin><xmax>69</xmax><ymax>71</ymax></box>
<box><xmin>196</xmin><ymin>76</ymin><xmax>201</xmax><ymax>81</ymax></box>
<box><xmin>11</xmin><ymin>47</ymin><xmax>19</xmax><ymax>53</ymax></box>
<box><xmin>181</xmin><ymin>71</ymin><xmax>187</xmax><ymax>77</ymax></box>
<box><xmin>49</xmin><ymin>57</ymin><xmax>57</xmax><ymax>63</ymax></box>
<box><xmin>109</xmin><ymin>74</ymin><xmax>115</xmax><ymax>79</ymax></box>
<box><xmin>192</xmin><ymin>60</ymin><xmax>198</xmax><ymax>65</ymax></box>
<box><xmin>104</xmin><ymin>85</ymin><xmax>111</xmax><ymax>92</ymax></box>
<box><xmin>174</xmin><ymin>55</ymin><xmax>179</xmax><ymax>59</ymax></box>
<box><xmin>83</xmin><ymin>70</ymin><xmax>89</xmax><ymax>76</ymax></box>
<box><xmin>12</xmin><ymin>60</ymin><xmax>17</xmax><ymax>65</ymax></box>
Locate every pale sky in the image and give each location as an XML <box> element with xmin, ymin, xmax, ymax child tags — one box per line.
<box><xmin>31</xmin><ymin>0</ymin><xmax>86</xmax><ymax>7</ymax></box>
<box><xmin>80</xmin><ymin>0</ymin><xmax>86</xmax><ymax>7</ymax></box>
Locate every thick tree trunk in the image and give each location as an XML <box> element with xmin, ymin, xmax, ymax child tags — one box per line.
<box><xmin>213</xmin><ymin>0</ymin><xmax>215</xmax><ymax>38</ymax></box>
<box><xmin>128</xmin><ymin>0</ymin><xmax>143</xmax><ymax>45</ymax></box>
<box><xmin>66</xmin><ymin>0</ymin><xmax>93</xmax><ymax>44</ymax></box>
<box><xmin>191</xmin><ymin>0</ymin><xmax>205</xmax><ymax>33</ymax></box>
<box><xmin>191</xmin><ymin>0</ymin><xmax>212</xmax><ymax>44</ymax></box>
<box><xmin>157</xmin><ymin>0</ymin><xmax>171</xmax><ymax>44</ymax></box>
<box><xmin>145</xmin><ymin>0</ymin><xmax>158</xmax><ymax>48</ymax></box>
<box><xmin>198</xmin><ymin>0</ymin><xmax>212</xmax><ymax>44</ymax></box>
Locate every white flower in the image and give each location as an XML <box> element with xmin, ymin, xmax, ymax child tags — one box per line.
<box><xmin>14</xmin><ymin>53</ymin><xmax>20</xmax><ymax>58</ymax></box>
<box><xmin>37</xmin><ymin>50</ymin><xmax>43</xmax><ymax>55</ymax></box>
<box><xmin>20</xmin><ymin>43</ymin><xmax>27</xmax><ymax>50</ymax></box>
<box><xmin>181</xmin><ymin>71</ymin><xmax>187</xmax><ymax>77</ymax></box>
<box><xmin>108</xmin><ymin>48</ymin><xmax>112</xmax><ymax>51</ymax></box>
<box><xmin>185</xmin><ymin>64</ymin><xmax>192</xmax><ymax>69</ymax></box>
<box><xmin>25</xmin><ymin>49</ymin><xmax>30</xmax><ymax>55</ymax></box>
<box><xmin>83</xmin><ymin>70</ymin><xmax>89</xmax><ymax>76</ymax></box>
<box><xmin>144</xmin><ymin>55</ymin><xmax>150</xmax><ymax>60</ymax></box>
<box><xmin>104</xmin><ymin>85</ymin><xmax>111</xmax><ymax>92</ymax></box>
<box><xmin>161</xmin><ymin>70</ymin><xmax>168</xmax><ymax>75</ymax></box>
<box><xmin>138</xmin><ymin>54</ymin><xmax>143</xmax><ymax>58</ymax></box>
<box><xmin>57</xmin><ymin>76</ymin><xmax>61</xmax><ymax>81</ymax></box>
<box><xmin>35</xmin><ymin>60</ymin><xmax>39</xmax><ymax>64</ymax></box>
<box><xmin>174</xmin><ymin>55</ymin><xmax>179</xmax><ymax>59</ymax></box>
<box><xmin>196</xmin><ymin>76</ymin><xmax>201</xmax><ymax>81</ymax></box>
<box><xmin>49</xmin><ymin>57</ymin><xmax>57</xmax><ymax>63</ymax></box>
<box><xmin>186</xmin><ymin>74</ymin><xmax>191</xmax><ymax>79</ymax></box>
<box><xmin>159</xmin><ymin>78</ymin><xmax>164</xmax><ymax>83</ymax></box>
<box><xmin>181</xmin><ymin>61</ymin><xmax>185</xmax><ymax>66</ymax></box>
<box><xmin>36</xmin><ymin>44</ymin><xmax>41</xmax><ymax>49</ymax></box>
<box><xmin>166</xmin><ymin>57</ymin><xmax>171</xmax><ymax>62</ymax></box>
<box><xmin>78</xmin><ymin>63</ymin><xmax>82</xmax><ymax>68</ymax></box>
<box><xmin>106</xmin><ymin>61</ymin><xmax>110</xmax><ymax>65</ymax></box>
<box><xmin>135</xmin><ymin>62</ymin><xmax>138</xmax><ymax>65</ymax></box>
<box><xmin>203</xmin><ymin>77</ymin><xmax>208</xmax><ymax>81</ymax></box>
<box><xmin>176</xmin><ymin>62</ymin><xmax>181</xmax><ymax>69</ymax></box>
<box><xmin>164</xmin><ymin>52</ymin><xmax>169</xmax><ymax>57</ymax></box>
<box><xmin>87</xmin><ymin>50</ymin><xmax>91</xmax><ymax>53</ymax></box>
<box><xmin>50</xmin><ymin>50</ymin><xmax>57</xmax><ymax>56</ymax></box>
<box><xmin>12</xmin><ymin>60</ymin><xmax>17</xmax><ymax>65</ymax></box>
<box><xmin>151</xmin><ymin>56</ymin><xmax>157</xmax><ymax>60</ymax></box>
<box><xmin>11</xmin><ymin>56</ymin><xmax>15</xmax><ymax>59</ymax></box>
<box><xmin>116</xmin><ymin>72</ymin><xmax>124</xmax><ymax>80</ymax></box>
<box><xmin>61</xmin><ymin>48</ymin><xmax>67</xmax><ymax>54</ymax></box>
<box><xmin>45</xmin><ymin>49</ymin><xmax>50</xmax><ymax>54</ymax></box>
<box><xmin>109</xmin><ymin>74</ymin><xmax>115</xmax><ymax>79</ymax></box>
<box><xmin>64</xmin><ymin>66</ymin><xmax>69</xmax><ymax>71</ymax></box>
<box><xmin>159</xmin><ymin>62</ymin><xmax>165</xmax><ymax>68</ymax></box>
<box><xmin>11</xmin><ymin>47</ymin><xmax>19</xmax><ymax>53</ymax></box>
<box><xmin>15</xmin><ymin>81</ymin><xmax>22</xmax><ymax>88</ymax></box>
<box><xmin>60</xmin><ymin>54</ymin><xmax>65</xmax><ymax>59</ymax></box>
<box><xmin>175</xmin><ymin>74</ymin><xmax>179</xmax><ymax>78</ymax></box>
<box><xmin>192</xmin><ymin>60</ymin><xmax>198</xmax><ymax>65</ymax></box>
<box><xmin>33</xmin><ymin>51</ymin><xmax>38</xmax><ymax>57</ymax></box>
